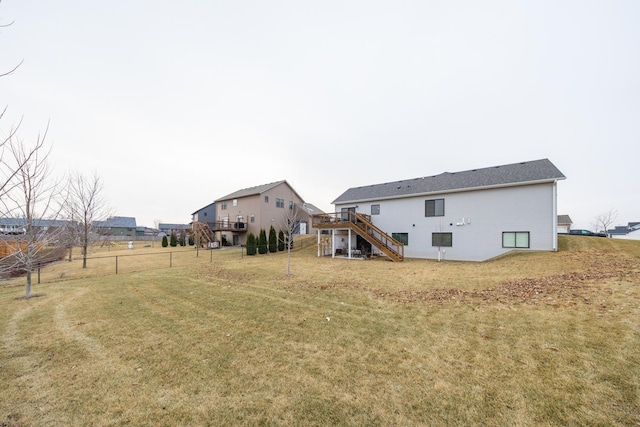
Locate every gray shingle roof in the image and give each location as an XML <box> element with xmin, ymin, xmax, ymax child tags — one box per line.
<box><xmin>216</xmin><ymin>180</ymin><xmax>304</xmax><ymax>202</ymax></box>
<box><xmin>333</xmin><ymin>159</ymin><xmax>566</xmax><ymax>204</ymax></box>
<box><xmin>557</xmin><ymin>214</ymin><xmax>573</xmax><ymax>225</ymax></box>
<box><xmin>216</xmin><ymin>180</ymin><xmax>286</xmax><ymax>201</ymax></box>
<box><xmin>93</xmin><ymin>216</ymin><xmax>137</xmax><ymax>228</ymax></box>
<box><xmin>296</xmin><ymin>202</ymin><xmax>325</xmax><ymax>215</ymax></box>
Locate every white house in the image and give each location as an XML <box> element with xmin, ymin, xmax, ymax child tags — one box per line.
<box><xmin>314</xmin><ymin>159</ymin><xmax>566</xmax><ymax>262</ymax></box>
<box><xmin>557</xmin><ymin>214</ymin><xmax>573</xmax><ymax>234</ymax></box>
<box><xmin>609</xmin><ymin>222</ymin><xmax>640</xmax><ymax>240</ymax></box>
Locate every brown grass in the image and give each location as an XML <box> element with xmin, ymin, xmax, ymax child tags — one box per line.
<box><xmin>1</xmin><ymin>235</ymin><xmax>639</xmax><ymax>426</ymax></box>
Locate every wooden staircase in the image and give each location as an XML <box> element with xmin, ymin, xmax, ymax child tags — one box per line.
<box><xmin>312</xmin><ymin>212</ymin><xmax>404</xmax><ymax>262</ymax></box>
<box><xmin>191</xmin><ymin>222</ymin><xmax>217</xmax><ymax>248</ymax></box>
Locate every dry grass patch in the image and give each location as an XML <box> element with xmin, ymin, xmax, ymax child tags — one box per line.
<box><xmin>1</xmin><ymin>235</ymin><xmax>639</xmax><ymax>425</ymax></box>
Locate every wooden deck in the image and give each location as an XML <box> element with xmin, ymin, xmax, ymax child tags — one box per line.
<box><xmin>312</xmin><ymin>212</ymin><xmax>404</xmax><ymax>262</ymax></box>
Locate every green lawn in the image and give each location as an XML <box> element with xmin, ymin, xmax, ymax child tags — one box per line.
<box><xmin>1</xmin><ymin>236</ymin><xmax>639</xmax><ymax>426</ymax></box>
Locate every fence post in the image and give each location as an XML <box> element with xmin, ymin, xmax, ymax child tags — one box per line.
<box><xmin>170</xmin><ymin>252</ymin><xmax>172</xmax><ymax>268</ymax></box>
<box><xmin>38</xmin><ymin>265</ymin><xmax>41</xmax><ymax>284</ymax></box>
<box><xmin>210</xmin><ymin>248</ymin><xmax>213</xmax><ymax>263</ymax></box>
<box><xmin>115</xmin><ymin>256</ymin><xmax>118</xmax><ymax>274</ymax></box>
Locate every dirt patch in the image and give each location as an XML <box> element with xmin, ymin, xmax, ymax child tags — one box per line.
<box><xmin>14</xmin><ymin>293</ymin><xmax>45</xmax><ymax>300</ymax></box>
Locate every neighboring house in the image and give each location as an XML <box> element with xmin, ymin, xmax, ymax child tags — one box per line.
<box><xmin>213</xmin><ymin>180</ymin><xmax>319</xmax><ymax>246</ymax></box>
<box><xmin>136</xmin><ymin>226</ymin><xmax>160</xmax><ymax>237</ymax></box>
<box><xmin>608</xmin><ymin>222</ymin><xmax>640</xmax><ymax>240</ymax></box>
<box><xmin>557</xmin><ymin>215</ymin><xmax>573</xmax><ymax>234</ymax></box>
<box><xmin>0</xmin><ymin>218</ymin><xmax>74</xmax><ymax>235</ymax></box>
<box><xmin>314</xmin><ymin>158</ymin><xmax>565</xmax><ymax>262</ymax></box>
<box><xmin>93</xmin><ymin>216</ymin><xmax>137</xmax><ymax>237</ymax></box>
<box><xmin>191</xmin><ymin>202</ymin><xmax>216</xmax><ymax>224</ymax></box>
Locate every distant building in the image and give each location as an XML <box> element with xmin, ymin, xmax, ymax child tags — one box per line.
<box><xmin>193</xmin><ymin>180</ymin><xmax>323</xmax><ymax>246</ymax></box>
<box><xmin>608</xmin><ymin>222</ymin><xmax>640</xmax><ymax>240</ymax></box>
<box><xmin>0</xmin><ymin>217</ymin><xmax>74</xmax><ymax>235</ymax></box>
<box><xmin>557</xmin><ymin>215</ymin><xmax>573</xmax><ymax>234</ymax></box>
<box><xmin>158</xmin><ymin>223</ymin><xmax>190</xmax><ymax>237</ymax></box>
<box><xmin>93</xmin><ymin>216</ymin><xmax>137</xmax><ymax>237</ymax></box>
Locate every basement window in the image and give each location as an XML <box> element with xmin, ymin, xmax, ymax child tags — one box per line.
<box><xmin>371</xmin><ymin>204</ymin><xmax>380</xmax><ymax>215</ymax></box>
<box><xmin>432</xmin><ymin>232</ymin><xmax>452</xmax><ymax>247</ymax></box>
<box><xmin>502</xmin><ymin>232</ymin><xmax>530</xmax><ymax>248</ymax></box>
<box><xmin>392</xmin><ymin>232</ymin><xmax>408</xmax><ymax>245</ymax></box>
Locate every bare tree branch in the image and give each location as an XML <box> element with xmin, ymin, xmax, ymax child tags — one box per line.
<box><xmin>64</xmin><ymin>170</ymin><xmax>111</xmax><ymax>268</ymax></box>
<box><xmin>0</xmin><ymin>128</ymin><xmax>64</xmax><ymax>297</ymax></box>
<box><xmin>0</xmin><ymin>58</ymin><xmax>23</xmax><ymax>77</ymax></box>
<box><xmin>592</xmin><ymin>209</ymin><xmax>618</xmax><ymax>236</ymax></box>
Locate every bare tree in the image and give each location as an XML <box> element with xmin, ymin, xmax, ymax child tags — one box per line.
<box><xmin>0</xmin><ymin>13</ymin><xmax>25</xmax><ymax>195</ymax></box>
<box><xmin>592</xmin><ymin>209</ymin><xmax>618</xmax><ymax>236</ymax></box>
<box><xmin>278</xmin><ymin>200</ymin><xmax>307</xmax><ymax>276</ymax></box>
<box><xmin>64</xmin><ymin>171</ymin><xmax>110</xmax><ymax>268</ymax></box>
<box><xmin>0</xmin><ymin>128</ymin><xmax>64</xmax><ymax>298</ymax></box>
<box><xmin>0</xmin><ymin>11</ymin><xmax>30</xmax><ymax>198</ymax></box>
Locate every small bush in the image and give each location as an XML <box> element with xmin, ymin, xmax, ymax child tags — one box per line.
<box><xmin>170</xmin><ymin>233</ymin><xmax>177</xmax><ymax>247</ymax></box>
<box><xmin>258</xmin><ymin>229</ymin><xmax>267</xmax><ymax>254</ymax></box>
<box><xmin>278</xmin><ymin>230</ymin><xmax>285</xmax><ymax>251</ymax></box>
<box><xmin>246</xmin><ymin>233</ymin><xmax>257</xmax><ymax>255</ymax></box>
<box><xmin>268</xmin><ymin>226</ymin><xmax>277</xmax><ymax>253</ymax></box>
<box><xmin>162</xmin><ymin>235</ymin><xmax>168</xmax><ymax>247</ymax></box>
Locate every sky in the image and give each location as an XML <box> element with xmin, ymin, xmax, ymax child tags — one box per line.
<box><xmin>1</xmin><ymin>1</ymin><xmax>638</xmax><ymax>230</ymax></box>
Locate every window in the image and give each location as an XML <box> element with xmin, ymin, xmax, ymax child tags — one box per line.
<box><xmin>233</xmin><ymin>199</ymin><xmax>238</xmax><ymax>207</ymax></box>
<box><xmin>392</xmin><ymin>232</ymin><xmax>408</xmax><ymax>245</ymax></box>
<box><xmin>502</xmin><ymin>232</ymin><xmax>530</xmax><ymax>248</ymax></box>
<box><xmin>432</xmin><ymin>232</ymin><xmax>452</xmax><ymax>247</ymax></box>
<box><xmin>203</xmin><ymin>212</ymin><xmax>207</xmax><ymax>217</ymax></box>
<box><xmin>250</xmin><ymin>215</ymin><xmax>255</xmax><ymax>223</ymax></box>
<box><xmin>264</xmin><ymin>196</ymin><xmax>269</xmax><ymax>203</ymax></box>
<box><xmin>425</xmin><ymin>199</ymin><xmax>445</xmax><ymax>217</ymax></box>
<box><xmin>289</xmin><ymin>200</ymin><xmax>293</xmax><ymax>210</ymax></box>
<box><xmin>276</xmin><ymin>198</ymin><xmax>285</xmax><ymax>208</ymax></box>
<box><xmin>371</xmin><ymin>204</ymin><xmax>380</xmax><ymax>215</ymax></box>
<box><xmin>221</xmin><ymin>201</ymin><xmax>227</xmax><ymax>210</ymax></box>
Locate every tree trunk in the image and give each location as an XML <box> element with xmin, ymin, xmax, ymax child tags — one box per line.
<box><xmin>82</xmin><ymin>244</ymin><xmax>88</xmax><ymax>268</ymax></box>
<box><xmin>25</xmin><ymin>270</ymin><xmax>32</xmax><ymax>299</ymax></box>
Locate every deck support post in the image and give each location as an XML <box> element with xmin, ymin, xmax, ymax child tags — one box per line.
<box><xmin>331</xmin><ymin>229</ymin><xmax>335</xmax><ymax>258</ymax></box>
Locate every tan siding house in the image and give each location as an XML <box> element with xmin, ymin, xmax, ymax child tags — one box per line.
<box><xmin>215</xmin><ymin>180</ymin><xmax>319</xmax><ymax>246</ymax></box>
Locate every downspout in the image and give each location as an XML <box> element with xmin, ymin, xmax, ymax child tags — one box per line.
<box><xmin>552</xmin><ymin>180</ymin><xmax>558</xmax><ymax>251</ymax></box>
<box><xmin>331</xmin><ymin>229</ymin><xmax>335</xmax><ymax>258</ymax></box>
